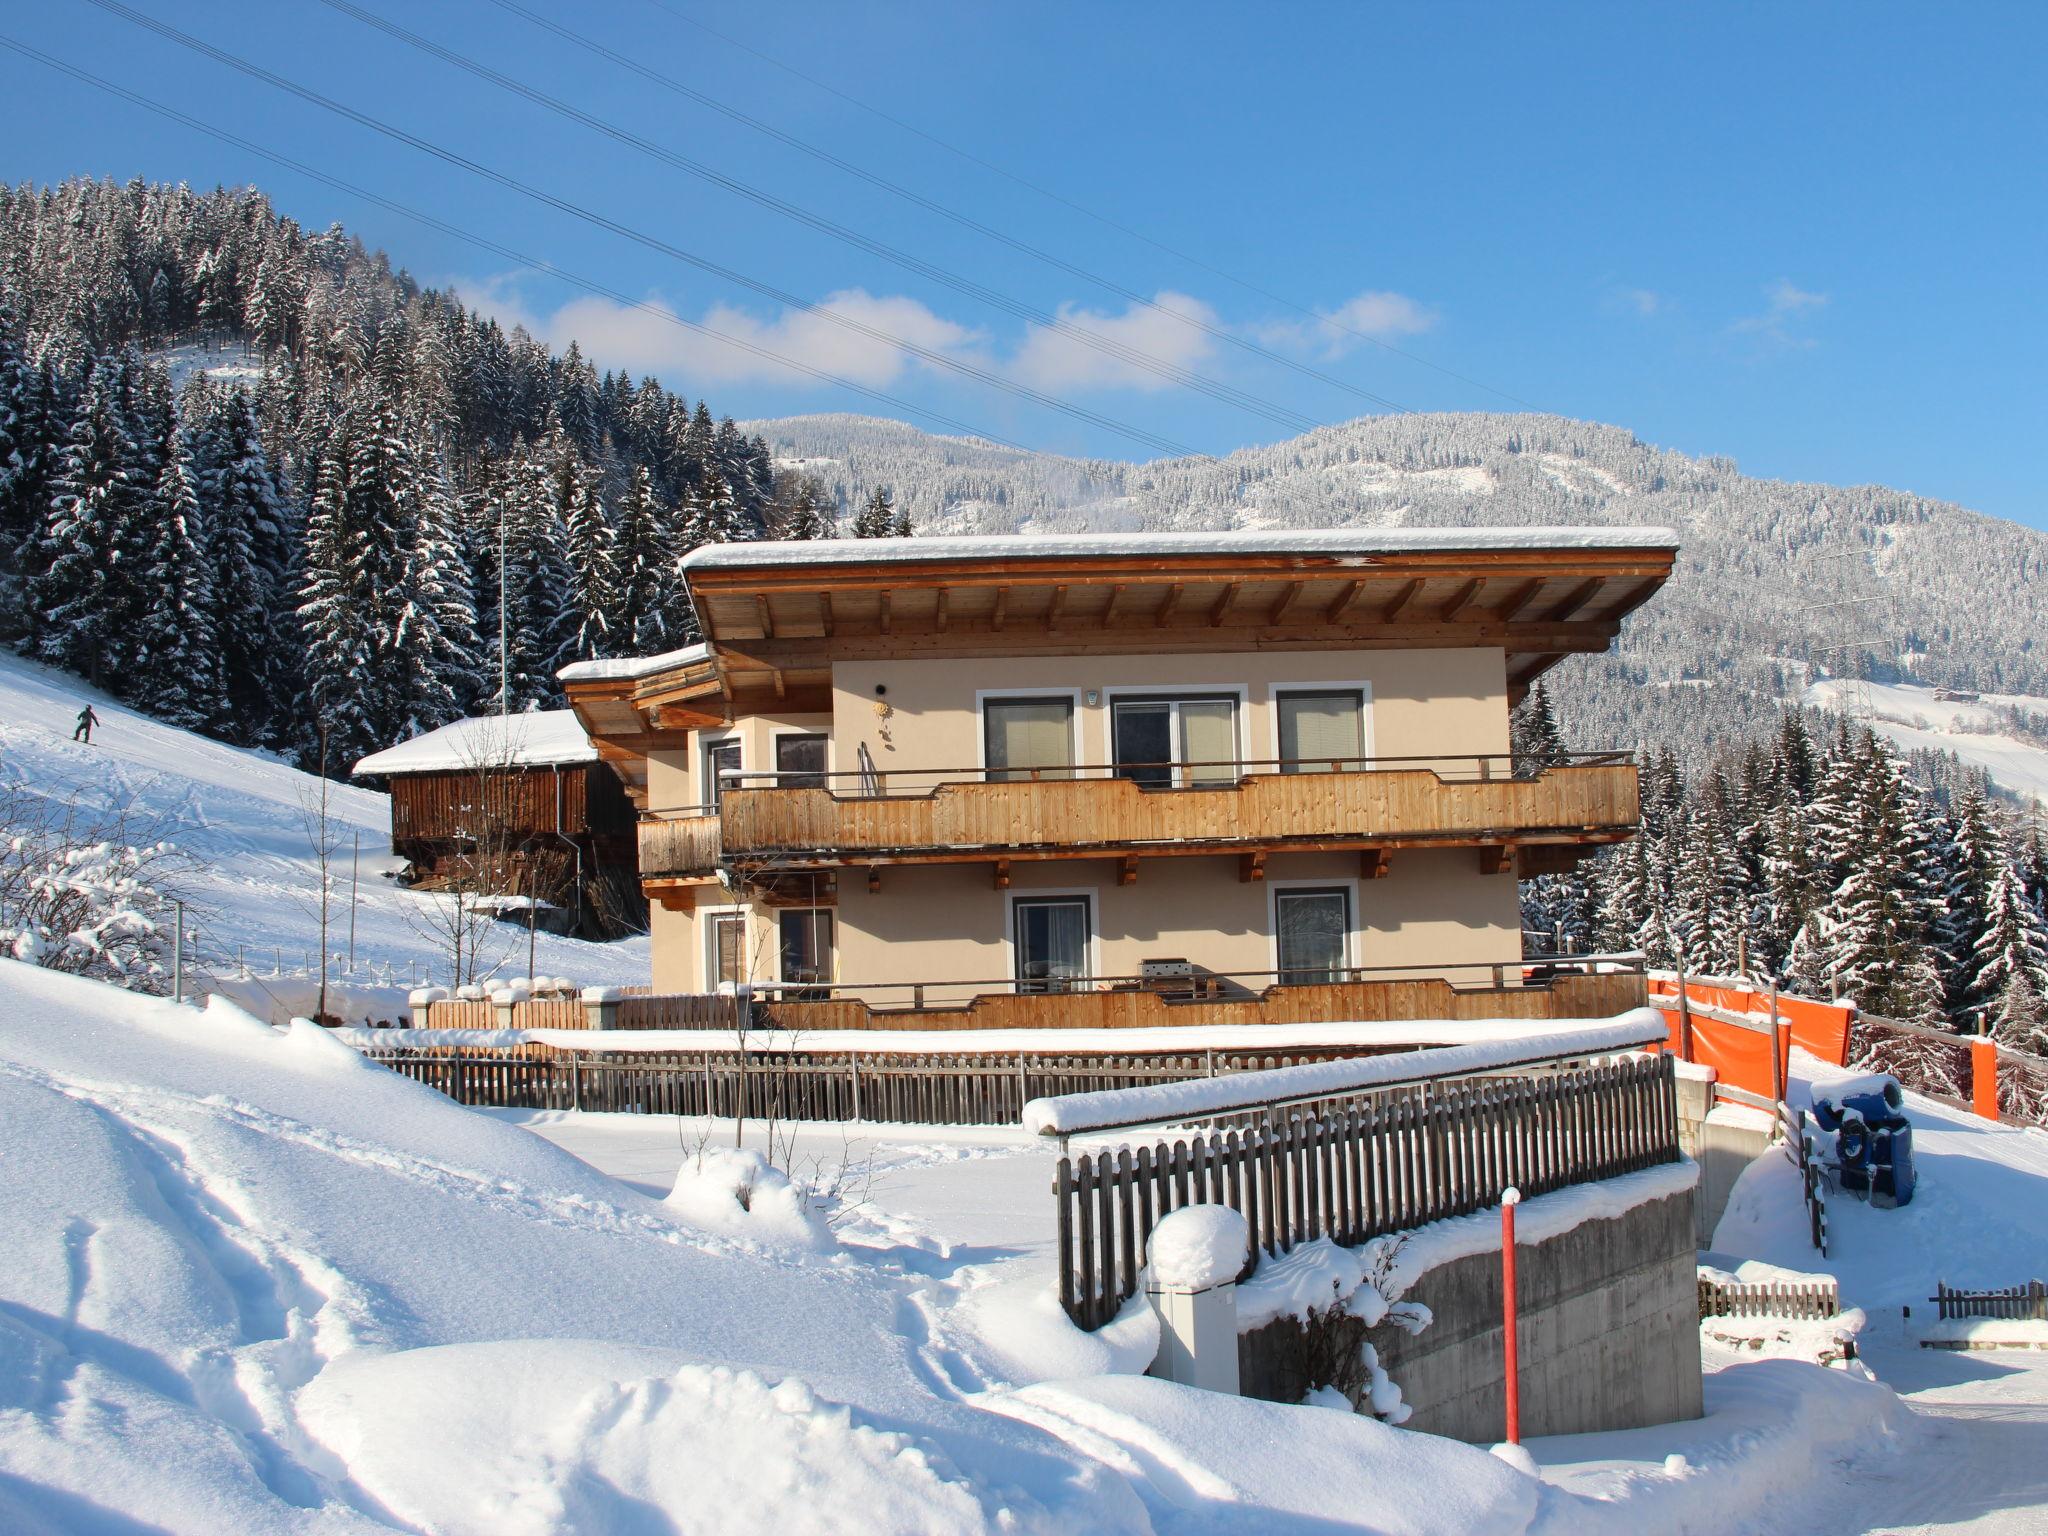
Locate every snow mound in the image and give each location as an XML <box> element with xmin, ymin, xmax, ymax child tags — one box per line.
<box><xmin>665</xmin><ymin>1145</ymin><xmax>835</xmax><ymax>1251</ymax></box>
<box><xmin>300</xmin><ymin>1342</ymin><xmax>999</xmax><ymax>1536</ymax></box>
<box><xmin>1146</xmin><ymin>1205</ymin><xmax>1246</xmax><ymax>1291</ymax></box>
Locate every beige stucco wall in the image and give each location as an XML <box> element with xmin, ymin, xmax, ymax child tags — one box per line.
<box><xmin>827</xmin><ymin>648</ymin><xmax>1508</xmax><ymax>788</ymax></box>
<box><xmin>644</xmin><ymin>711</ymin><xmax>832</xmax><ymax>815</ymax></box>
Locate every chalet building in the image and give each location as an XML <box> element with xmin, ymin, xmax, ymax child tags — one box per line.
<box><xmin>559</xmin><ymin>527</ymin><xmax>1677</xmax><ymax>1028</ymax></box>
<box><xmin>353</xmin><ymin>710</ymin><xmax>644</xmax><ymax>939</ymax></box>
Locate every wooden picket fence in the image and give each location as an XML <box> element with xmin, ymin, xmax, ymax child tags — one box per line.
<box><xmin>1933</xmin><ymin>1280</ymin><xmax>2048</xmax><ymax>1321</ymax></box>
<box><xmin>1054</xmin><ymin>1052</ymin><xmax>1680</xmax><ymax>1329</ymax></box>
<box><xmin>1698</xmin><ymin>1277</ymin><xmax>1840</xmax><ymax>1322</ymax></box>
<box><xmin>362</xmin><ymin>1045</ymin><xmax>1393</xmax><ymax>1125</ymax></box>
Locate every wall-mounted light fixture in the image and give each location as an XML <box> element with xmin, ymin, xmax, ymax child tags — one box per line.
<box><xmin>1084</xmin><ymin>689</ymin><xmax>1101</xmax><ymax>707</ymax></box>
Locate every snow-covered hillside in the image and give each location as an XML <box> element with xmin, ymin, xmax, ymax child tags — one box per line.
<box><xmin>0</xmin><ymin>651</ymin><xmax>646</xmax><ymax>1018</ymax></box>
<box><xmin>1805</xmin><ymin>679</ymin><xmax>2048</xmax><ymax>807</ymax></box>
<box><xmin>748</xmin><ymin>412</ymin><xmax>2048</xmax><ymax>757</ymax></box>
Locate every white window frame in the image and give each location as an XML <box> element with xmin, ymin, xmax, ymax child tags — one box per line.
<box><xmin>699</xmin><ymin>729</ymin><xmax>744</xmax><ymax>809</ymax></box>
<box><xmin>700</xmin><ymin>903</ymin><xmax>752</xmax><ymax>991</ymax></box>
<box><xmin>1102</xmin><ymin>683</ymin><xmax>1250</xmax><ymax>786</ymax></box>
<box><xmin>1267</xmin><ymin>877</ymin><xmax>1361</xmax><ymax>982</ymax></box>
<box><xmin>769</xmin><ymin>728</ymin><xmax>831</xmax><ymax>789</ymax></box>
<box><xmin>974</xmin><ymin>688</ymin><xmax>1083</xmax><ymax>780</ymax></box>
<box><xmin>1003</xmin><ymin>885</ymin><xmax>1101</xmax><ymax>991</ymax></box>
<box><xmin>1268</xmin><ymin>681</ymin><xmax>1375</xmax><ymax>772</ymax></box>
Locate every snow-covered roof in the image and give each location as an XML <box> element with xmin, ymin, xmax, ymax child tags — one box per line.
<box><xmin>678</xmin><ymin>526</ymin><xmax>1681</xmax><ymax>571</ymax></box>
<box><xmin>556</xmin><ymin>643</ymin><xmax>712</xmax><ymax>685</ymax></box>
<box><xmin>352</xmin><ymin>710</ymin><xmax>599</xmax><ymax>776</ymax></box>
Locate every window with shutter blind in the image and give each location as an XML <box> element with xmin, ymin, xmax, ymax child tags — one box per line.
<box><xmin>1277</xmin><ymin>691</ymin><xmax>1365</xmax><ymax>773</ymax></box>
<box><xmin>1110</xmin><ymin>695</ymin><xmax>1240</xmax><ymax>787</ymax></box>
<box><xmin>984</xmin><ymin>698</ymin><xmax>1074</xmax><ymax>783</ymax></box>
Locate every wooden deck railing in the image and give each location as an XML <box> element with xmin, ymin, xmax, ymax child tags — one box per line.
<box><xmin>1055</xmin><ymin>1052</ymin><xmax>1680</xmax><ymax>1328</ymax></box>
<box><xmin>639</xmin><ymin>813</ymin><xmax>722</xmax><ymax>878</ymax></box>
<box><xmin>714</xmin><ymin>757</ymin><xmax>1638</xmax><ymax>863</ymax></box>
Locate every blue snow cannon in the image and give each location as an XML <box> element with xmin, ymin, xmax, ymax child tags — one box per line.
<box><xmin>1809</xmin><ymin>1077</ymin><xmax>1915</xmax><ymax>1209</ymax></box>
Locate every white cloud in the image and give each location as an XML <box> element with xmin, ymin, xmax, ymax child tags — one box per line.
<box><xmin>1617</xmin><ymin>286</ymin><xmax>1662</xmax><ymax>317</ymax></box>
<box><xmin>456</xmin><ymin>278</ymin><xmax>984</xmax><ymax>388</ymax></box>
<box><xmin>1732</xmin><ymin>278</ymin><xmax>1829</xmax><ymax>348</ymax></box>
<box><xmin>1253</xmin><ymin>290</ymin><xmax>1437</xmax><ymax>357</ymax></box>
<box><xmin>1010</xmin><ymin>291</ymin><xmax>1220</xmax><ymax>392</ymax></box>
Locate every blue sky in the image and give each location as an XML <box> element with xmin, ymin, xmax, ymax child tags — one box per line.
<box><xmin>4</xmin><ymin>1</ymin><xmax>2044</xmax><ymax>526</ymax></box>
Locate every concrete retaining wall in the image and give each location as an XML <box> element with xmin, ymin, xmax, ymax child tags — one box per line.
<box><xmin>1240</xmin><ymin>1187</ymin><xmax>1702</xmax><ymax>1441</ymax></box>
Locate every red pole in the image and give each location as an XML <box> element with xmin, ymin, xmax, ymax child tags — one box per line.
<box><xmin>1970</xmin><ymin>1037</ymin><xmax>2000</xmax><ymax>1123</ymax></box>
<box><xmin>1502</xmin><ymin>1187</ymin><xmax>1521</xmax><ymax>1445</ymax></box>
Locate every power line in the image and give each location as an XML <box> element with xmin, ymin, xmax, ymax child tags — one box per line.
<box><xmin>309</xmin><ymin>0</ymin><xmax>1339</xmax><ymax>434</ymax></box>
<box><xmin>639</xmin><ymin>0</ymin><xmax>1548</xmax><ymax>414</ymax></box>
<box><xmin>0</xmin><ymin>35</ymin><xmax>1078</xmax><ymax>454</ymax></box>
<box><xmin>76</xmin><ymin>0</ymin><xmax>1210</xmax><ymax>459</ymax></box>
<box><xmin>455</xmin><ymin>0</ymin><xmax>1419</xmax><ymax>420</ymax></box>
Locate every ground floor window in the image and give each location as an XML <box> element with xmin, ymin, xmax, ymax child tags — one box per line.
<box><xmin>1274</xmin><ymin>886</ymin><xmax>1351</xmax><ymax>985</ymax></box>
<box><xmin>708</xmin><ymin>911</ymin><xmax>747</xmax><ymax>988</ymax></box>
<box><xmin>779</xmin><ymin>908</ymin><xmax>834</xmax><ymax>1000</ymax></box>
<box><xmin>1013</xmin><ymin>895</ymin><xmax>1091</xmax><ymax>993</ymax></box>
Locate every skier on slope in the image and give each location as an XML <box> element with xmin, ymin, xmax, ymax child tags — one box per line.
<box><xmin>72</xmin><ymin>704</ymin><xmax>99</xmax><ymax>743</ymax></box>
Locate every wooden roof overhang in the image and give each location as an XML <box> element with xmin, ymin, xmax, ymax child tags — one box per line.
<box><xmin>680</xmin><ymin>540</ymin><xmax>1676</xmax><ymax>705</ymax></box>
<box><xmin>560</xmin><ymin>651</ymin><xmax>727</xmax><ymax>810</ymax></box>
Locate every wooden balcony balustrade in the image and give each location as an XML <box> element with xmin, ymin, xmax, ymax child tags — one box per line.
<box><xmin>638</xmin><ymin>811</ymin><xmax>722</xmax><ymax>878</ymax></box>
<box><xmin>634</xmin><ymin>962</ymin><xmax>1647</xmax><ymax>1032</ymax></box>
<box><xmin>710</xmin><ymin>754</ymin><xmax>1638</xmax><ymax>867</ymax></box>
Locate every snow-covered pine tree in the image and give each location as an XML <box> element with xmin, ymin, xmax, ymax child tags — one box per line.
<box><xmin>1990</xmin><ymin>970</ymin><xmax>2048</xmax><ymax>1056</ymax></box>
<box><xmin>190</xmin><ymin>385</ymin><xmax>295</xmax><ymax>743</ymax></box>
<box><xmin>1509</xmin><ymin>682</ymin><xmax>1567</xmax><ymax>774</ymax></box>
<box><xmin>1969</xmin><ymin>860</ymin><xmax>2048</xmax><ymax>1031</ymax></box>
<box><xmin>127</xmin><ymin>412</ymin><xmax>224</xmax><ymax>730</ymax></box>
<box><xmin>27</xmin><ymin>355</ymin><xmax>141</xmax><ymax>688</ymax></box>
<box><xmin>611</xmin><ymin>464</ymin><xmax>675</xmax><ymax>653</ymax></box>
<box><xmin>852</xmin><ymin>487</ymin><xmax>898</xmax><ymax>538</ymax></box>
<box><xmin>553</xmin><ymin>444</ymin><xmax>616</xmax><ymax>665</ymax></box>
<box><xmin>1813</xmin><ymin>735</ymin><xmax>1946</xmax><ymax>1022</ymax></box>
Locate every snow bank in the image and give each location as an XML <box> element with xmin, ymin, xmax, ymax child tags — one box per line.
<box><xmin>1146</xmin><ymin>1205</ymin><xmax>1247</xmax><ymax>1291</ymax></box>
<box><xmin>680</xmin><ymin>524</ymin><xmax>1681</xmax><ymax>570</ymax></box>
<box><xmin>352</xmin><ymin>708</ymin><xmax>599</xmax><ymax>775</ymax></box>
<box><xmin>665</xmin><ymin>1145</ymin><xmax>835</xmax><ymax>1251</ymax></box>
<box><xmin>1023</xmin><ymin>1011</ymin><xmax>1668</xmax><ymax>1134</ymax></box>
<box><xmin>1921</xmin><ymin>1317</ymin><xmax>2048</xmax><ymax>1348</ymax></box>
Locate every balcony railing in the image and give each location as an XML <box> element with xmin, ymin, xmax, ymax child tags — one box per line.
<box><xmin>639</xmin><ymin>809</ymin><xmax>722</xmax><ymax>879</ymax></box>
<box><xmin>650</xmin><ymin>957</ymin><xmax>1647</xmax><ymax>1033</ymax></box>
<box><xmin>709</xmin><ymin>752</ymin><xmax>1637</xmax><ymax>866</ymax></box>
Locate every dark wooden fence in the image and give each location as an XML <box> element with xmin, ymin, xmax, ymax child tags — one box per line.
<box><xmin>364</xmin><ymin>1045</ymin><xmax>1392</xmax><ymax>1124</ymax></box>
<box><xmin>1933</xmin><ymin>1280</ymin><xmax>2048</xmax><ymax>1321</ymax></box>
<box><xmin>1054</xmin><ymin>1053</ymin><xmax>1680</xmax><ymax>1329</ymax></box>
<box><xmin>1698</xmin><ymin>1277</ymin><xmax>1840</xmax><ymax>1322</ymax></box>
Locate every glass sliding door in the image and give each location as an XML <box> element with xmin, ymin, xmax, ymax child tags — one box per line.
<box><xmin>703</xmin><ymin>739</ymin><xmax>742</xmax><ymax>810</ymax></box>
<box><xmin>1013</xmin><ymin>896</ymin><xmax>1091</xmax><ymax>993</ymax></box>
<box><xmin>1277</xmin><ymin>691</ymin><xmax>1365</xmax><ymax>774</ymax></box>
<box><xmin>1111</xmin><ymin>696</ymin><xmax>1240</xmax><ymax>787</ymax></box>
<box><xmin>775</xmin><ymin>733</ymin><xmax>828</xmax><ymax>788</ymax></box>
<box><xmin>778</xmin><ymin>908</ymin><xmax>833</xmax><ymax>1000</ymax></box>
<box><xmin>984</xmin><ymin>697</ymin><xmax>1074</xmax><ymax>783</ymax></box>
<box><xmin>1275</xmin><ymin>887</ymin><xmax>1351</xmax><ymax>985</ymax></box>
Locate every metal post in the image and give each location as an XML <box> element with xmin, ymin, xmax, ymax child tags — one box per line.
<box><xmin>849</xmin><ymin>1049</ymin><xmax>862</xmax><ymax>1121</ymax></box>
<box><xmin>1501</xmin><ymin>1187</ymin><xmax>1522</xmax><ymax>1444</ymax></box>
<box><xmin>348</xmin><ymin>830</ymin><xmax>359</xmax><ymax>975</ymax></box>
<box><xmin>1768</xmin><ymin>982</ymin><xmax>1785</xmax><ymax>1118</ymax></box>
<box><xmin>172</xmin><ymin>900</ymin><xmax>185</xmax><ymax>1003</ymax></box>
<box><xmin>1675</xmin><ymin>959</ymin><xmax>1694</xmax><ymax>1063</ymax></box>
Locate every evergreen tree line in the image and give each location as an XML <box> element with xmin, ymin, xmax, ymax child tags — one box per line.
<box><xmin>0</xmin><ymin>179</ymin><xmax>905</xmax><ymax>772</ymax></box>
<box><xmin>1515</xmin><ymin>686</ymin><xmax>2048</xmax><ymax>1049</ymax></box>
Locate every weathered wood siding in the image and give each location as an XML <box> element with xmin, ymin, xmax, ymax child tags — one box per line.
<box><xmin>638</xmin><ymin>814</ymin><xmax>723</xmax><ymax>878</ymax></box>
<box><xmin>717</xmin><ymin>762</ymin><xmax>1638</xmax><ymax>859</ymax></box>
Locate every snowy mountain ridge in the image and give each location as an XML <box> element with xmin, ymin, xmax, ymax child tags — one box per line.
<box><xmin>748</xmin><ymin>411</ymin><xmax>2048</xmax><ymax>773</ymax></box>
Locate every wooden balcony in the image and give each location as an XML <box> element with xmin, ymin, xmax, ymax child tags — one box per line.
<box><xmin>652</xmin><ymin>965</ymin><xmax>1647</xmax><ymax>1033</ymax></box>
<box><xmin>714</xmin><ymin>756</ymin><xmax>1637</xmax><ymax>869</ymax></box>
<box><xmin>639</xmin><ymin>812</ymin><xmax>722</xmax><ymax>879</ymax></box>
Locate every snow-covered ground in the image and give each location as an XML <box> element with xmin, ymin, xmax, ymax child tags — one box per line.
<box><xmin>1804</xmin><ymin>678</ymin><xmax>2048</xmax><ymax>806</ymax></box>
<box><xmin>0</xmin><ymin>650</ymin><xmax>647</xmax><ymax>1021</ymax></box>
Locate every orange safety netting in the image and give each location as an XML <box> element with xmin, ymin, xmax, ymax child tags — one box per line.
<box><xmin>1644</xmin><ymin>976</ymin><xmax>1852</xmax><ymax>1101</ymax></box>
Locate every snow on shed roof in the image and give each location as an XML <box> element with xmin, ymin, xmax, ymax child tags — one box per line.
<box><xmin>678</xmin><ymin>525</ymin><xmax>1680</xmax><ymax>571</ymax></box>
<box><xmin>352</xmin><ymin>710</ymin><xmax>599</xmax><ymax>776</ymax></box>
<box><xmin>556</xmin><ymin>642</ymin><xmax>712</xmax><ymax>685</ymax></box>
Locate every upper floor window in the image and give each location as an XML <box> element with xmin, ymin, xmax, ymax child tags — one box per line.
<box><xmin>984</xmin><ymin>696</ymin><xmax>1074</xmax><ymax>783</ymax></box>
<box><xmin>1277</xmin><ymin>690</ymin><xmax>1365</xmax><ymax>773</ymax></box>
<box><xmin>1112</xmin><ymin>696</ymin><xmax>1239</xmax><ymax>788</ymax></box>
<box><xmin>702</xmin><ymin>738</ymin><xmax>742</xmax><ymax>810</ymax></box>
<box><xmin>775</xmin><ymin>733</ymin><xmax>828</xmax><ymax>788</ymax></box>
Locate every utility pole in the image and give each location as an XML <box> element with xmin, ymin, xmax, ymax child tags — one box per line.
<box><xmin>348</xmin><ymin>829</ymin><xmax>360</xmax><ymax>975</ymax></box>
<box><xmin>499</xmin><ymin>499</ymin><xmax>510</xmax><ymax>719</ymax></box>
<box><xmin>172</xmin><ymin>899</ymin><xmax>185</xmax><ymax>1004</ymax></box>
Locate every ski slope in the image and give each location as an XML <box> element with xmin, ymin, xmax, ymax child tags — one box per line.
<box><xmin>0</xmin><ymin>651</ymin><xmax>647</xmax><ymax>1020</ymax></box>
<box><xmin>1804</xmin><ymin>679</ymin><xmax>2048</xmax><ymax>806</ymax></box>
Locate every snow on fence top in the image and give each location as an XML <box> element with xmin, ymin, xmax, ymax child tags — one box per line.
<box><xmin>352</xmin><ymin>710</ymin><xmax>598</xmax><ymax>776</ymax></box>
<box><xmin>677</xmin><ymin>525</ymin><xmax>1682</xmax><ymax>571</ymax></box>
<box><xmin>1021</xmin><ymin>1010</ymin><xmax>1669</xmax><ymax>1137</ymax></box>
<box><xmin>334</xmin><ymin>1014</ymin><xmax>1658</xmax><ymax>1059</ymax></box>
<box><xmin>556</xmin><ymin>642</ymin><xmax>711</xmax><ymax>685</ymax></box>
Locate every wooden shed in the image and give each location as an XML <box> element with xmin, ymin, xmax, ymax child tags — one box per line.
<box><xmin>353</xmin><ymin>711</ymin><xmax>643</xmax><ymax>938</ymax></box>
